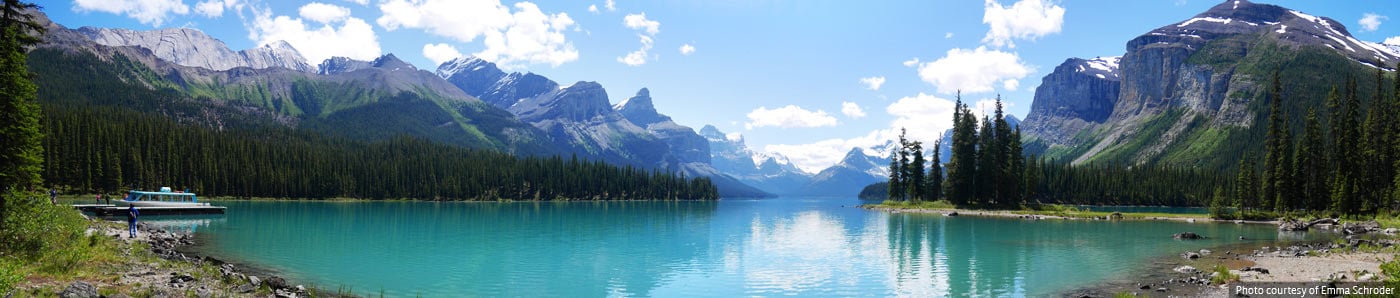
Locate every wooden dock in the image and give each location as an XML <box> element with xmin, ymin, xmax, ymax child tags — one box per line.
<box><xmin>73</xmin><ymin>204</ymin><xmax>226</xmax><ymax>216</ymax></box>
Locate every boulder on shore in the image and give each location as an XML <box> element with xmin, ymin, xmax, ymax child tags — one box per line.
<box><xmin>59</xmin><ymin>281</ymin><xmax>98</xmax><ymax>298</ymax></box>
<box><xmin>1173</xmin><ymin>232</ymin><xmax>1204</xmax><ymax>240</ymax></box>
<box><xmin>1343</xmin><ymin>220</ymin><xmax>1381</xmax><ymax>235</ymax></box>
<box><xmin>1280</xmin><ymin>218</ymin><xmax>1339</xmax><ymax>231</ymax></box>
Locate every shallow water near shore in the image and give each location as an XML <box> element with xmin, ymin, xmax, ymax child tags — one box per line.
<box><xmin>136</xmin><ymin>197</ymin><xmax>1329</xmax><ymax>297</ymax></box>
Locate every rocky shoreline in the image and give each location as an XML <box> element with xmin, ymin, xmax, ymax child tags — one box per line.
<box><xmin>1063</xmin><ymin>222</ymin><xmax>1398</xmax><ymax>297</ymax></box>
<box><xmin>30</xmin><ymin>220</ymin><xmax>337</xmax><ymax>298</ymax></box>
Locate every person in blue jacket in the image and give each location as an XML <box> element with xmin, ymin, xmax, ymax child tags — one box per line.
<box><xmin>126</xmin><ymin>205</ymin><xmax>139</xmax><ymax>238</ymax></box>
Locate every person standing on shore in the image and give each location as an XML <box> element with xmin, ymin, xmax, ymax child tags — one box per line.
<box><xmin>95</xmin><ymin>193</ymin><xmax>101</xmax><ymax>205</ymax></box>
<box><xmin>48</xmin><ymin>188</ymin><xmax>56</xmax><ymax>205</ymax></box>
<box><xmin>126</xmin><ymin>205</ymin><xmax>139</xmax><ymax>238</ymax></box>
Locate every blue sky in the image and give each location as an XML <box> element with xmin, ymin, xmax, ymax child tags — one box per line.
<box><xmin>41</xmin><ymin>0</ymin><xmax>1400</xmax><ymax>172</ymax></box>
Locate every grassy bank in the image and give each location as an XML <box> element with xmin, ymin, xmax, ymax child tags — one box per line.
<box><xmin>0</xmin><ymin>191</ymin><xmax>329</xmax><ymax>297</ymax></box>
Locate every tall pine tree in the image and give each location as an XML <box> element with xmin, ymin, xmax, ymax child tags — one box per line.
<box><xmin>1236</xmin><ymin>154</ymin><xmax>1258</xmax><ymax>212</ymax></box>
<box><xmin>887</xmin><ymin>147</ymin><xmax>903</xmax><ymax>201</ymax></box>
<box><xmin>1296</xmin><ymin>108</ymin><xmax>1327</xmax><ymax>211</ymax></box>
<box><xmin>928</xmin><ymin>137</ymin><xmax>943</xmax><ymax>201</ymax></box>
<box><xmin>0</xmin><ymin>0</ymin><xmax>43</xmax><ymax>191</ymax></box>
<box><xmin>946</xmin><ymin>92</ymin><xmax>978</xmax><ymax>206</ymax></box>
<box><xmin>1261</xmin><ymin>71</ymin><xmax>1284</xmax><ymax>211</ymax></box>
<box><xmin>907</xmin><ymin>140</ymin><xmax>926</xmax><ymax>202</ymax></box>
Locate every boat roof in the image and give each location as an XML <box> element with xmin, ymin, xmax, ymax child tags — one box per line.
<box><xmin>129</xmin><ymin>190</ymin><xmax>196</xmax><ymax>196</ymax></box>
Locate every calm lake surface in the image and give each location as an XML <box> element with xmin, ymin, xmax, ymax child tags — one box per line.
<box><xmin>148</xmin><ymin>197</ymin><xmax>1320</xmax><ymax>297</ymax></box>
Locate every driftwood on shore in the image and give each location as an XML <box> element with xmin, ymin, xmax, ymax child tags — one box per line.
<box><xmin>1277</xmin><ymin>218</ymin><xmax>1338</xmax><ymax>231</ymax></box>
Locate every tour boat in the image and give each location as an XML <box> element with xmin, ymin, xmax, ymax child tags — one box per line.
<box><xmin>117</xmin><ymin>187</ymin><xmax>210</xmax><ymax>207</ymax></box>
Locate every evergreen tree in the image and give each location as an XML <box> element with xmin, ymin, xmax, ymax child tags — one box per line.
<box><xmin>1261</xmin><ymin>71</ymin><xmax>1284</xmax><ymax>211</ymax></box>
<box><xmin>1210</xmin><ymin>186</ymin><xmax>1231</xmax><ymax>219</ymax></box>
<box><xmin>1329</xmin><ymin>77</ymin><xmax>1362</xmax><ymax>214</ymax></box>
<box><xmin>896</xmin><ymin>129</ymin><xmax>912</xmax><ymax>201</ymax></box>
<box><xmin>1273</xmin><ymin>126</ymin><xmax>1293</xmax><ymax>212</ymax></box>
<box><xmin>976</xmin><ymin>116</ymin><xmax>997</xmax><ymax>206</ymax></box>
<box><xmin>1236</xmin><ymin>154</ymin><xmax>1258</xmax><ymax>212</ymax></box>
<box><xmin>928</xmin><ymin>137</ymin><xmax>943</xmax><ymax>201</ymax></box>
<box><xmin>1361</xmin><ymin>68</ymin><xmax>1394</xmax><ymax>212</ymax></box>
<box><xmin>887</xmin><ymin>147</ymin><xmax>902</xmax><ymax>201</ymax></box>
<box><xmin>1009</xmin><ymin>126</ymin><xmax>1025</xmax><ymax>204</ymax></box>
<box><xmin>1023</xmin><ymin>154</ymin><xmax>1039</xmax><ymax>202</ymax></box>
<box><xmin>907</xmin><ymin>140</ymin><xmax>926</xmax><ymax>202</ymax></box>
<box><xmin>946</xmin><ymin>92</ymin><xmax>978</xmax><ymax>206</ymax></box>
<box><xmin>0</xmin><ymin>0</ymin><xmax>43</xmax><ymax>191</ymax></box>
<box><xmin>1296</xmin><ymin>108</ymin><xmax>1327</xmax><ymax>211</ymax></box>
<box><xmin>992</xmin><ymin>96</ymin><xmax>1013</xmax><ymax>207</ymax></box>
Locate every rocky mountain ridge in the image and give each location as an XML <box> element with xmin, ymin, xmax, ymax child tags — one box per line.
<box><xmin>78</xmin><ymin>27</ymin><xmax>315</xmax><ymax>73</ymax></box>
<box><xmin>437</xmin><ymin>57</ymin><xmax>771</xmax><ymax>197</ymax></box>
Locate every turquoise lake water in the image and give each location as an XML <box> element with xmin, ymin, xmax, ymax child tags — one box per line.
<box><xmin>144</xmin><ymin>198</ymin><xmax>1320</xmax><ymax>297</ymax></box>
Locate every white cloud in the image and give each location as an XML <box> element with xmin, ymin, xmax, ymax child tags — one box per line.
<box><xmin>982</xmin><ymin>0</ymin><xmax>1065</xmax><ymax>48</ymax></box>
<box><xmin>859</xmin><ymin>76</ymin><xmax>886</xmax><ymax>91</ymax></box>
<box><xmin>764</xmin><ymin>93</ymin><xmax>966</xmax><ymax>172</ymax></box>
<box><xmin>971</xmin><ymin>98</ymin><xmax>1007</xmax><ymax>118</ymax></box>
<box><xmin>1386</xmin><ymin>36</ymin><xmax>1400</xmax><ymax>46</ymax></box>
<box><xmin>745</xmin><ymin>105</ymin><xmax>838</xmax><ymax>129</ymax></box>
<box><xmin>345</xmin><ymin>0</ymin><xmax>369</xmax><ymax>5</ymax></box>
<box><xmin>605</xmin><ymin>0</ymin><xmax>616</xmax><ymax>11</ymax></box>
<box><xmin>679</xmin><ymin>43</ymin><xmax>695</xmax><ymax>55</ymax></box>
<box><xmin>888</xmin><ymin>93</ymin><xmax>958</xmax><ymax>142</ymax></box>
<box><xmin>624</xmin><ymin>13</ymin><xmax>661</xmax><ymax>35</ymax></box>
<box><xmin>917</xmin><ymin>46</ymin><xmax>1032</xmax><ymax>94</ymax></box>
<box><xmin>618</xmin><ymin>13</ymin><xmax>661</xmax><ymax>66</ymax></box>
<box><xmin>1002</xmin><ymin>79</ymin><xmax>1019</xmax><ymax>91</ymax></box>
<box><xmin>73</xmin><ymin>0</ymin><xmax>189</xmax><ymax>26</ymax></box>
<box><xmin>248</xmin><ymin>5</ymin><xmax>381</xmax><ymax>64</ymax></box>
<box><xmin>588</xmin><ymin>4</ymin><xmax>598</xmax><ymax>13</ymax></box>
<box><xmin>193</xmin><ymin>0</ymin><xmax>239</xmax><ymax>18</ymax></box>
<box><xmin>377</xmin><ymin>0</ymin><xmax>578</xmax><ymax>68</ymax></box>
<box><xmin>841</xmin><ymin>101</ymin><xmax>866</xmax><ymax>119</ymax></box>
<box><xmin>299</xmin><ymin>2</ymin><xmax>351</xmax><ymax>24</ymax></box>
<box><xmin>945</xmin><ymin>32</ymin><xmax>954</xmax><ymax>39</ymax></box>
<box><xmin>618</xmin><ymin>35</ymin><xmax>653</xmax><ymax>66</ymax></box>
<box><xmin>1360</xmin><ymin>13</ymin><xmax>1387</xmax><ymax>32</ymax></box>
<box><xmin>902</xmin><ymin>57</ymin><xmax>920</xmax><ymax>67</ymax></box>
<box><xmin>423</xmin><ymin>43</ymin><xmax>464</xmax><ymax>66</ymax></box>
<box><xmin>764</xmin><ymin>132</ymin><xmax>889</xmax><ymax>173</ymax></box>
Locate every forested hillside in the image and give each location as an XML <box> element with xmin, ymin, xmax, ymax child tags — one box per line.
<box><xmin>29</xmin><ymin>47</ymin><xmax>717</xmax><ymax>200</ymax></box>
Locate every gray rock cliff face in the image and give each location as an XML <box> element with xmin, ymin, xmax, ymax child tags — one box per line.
<box><xmin>1021</xmin><ymin>57</ymin><xmax>1121</xmax><ymax>147</ymax></box>
<box><xmin>618</xmin><ymin>88</ymin><xmax>710</xmax><ymax>165</ymax></box>
<box><xmin>79</xmin><ymin>27</ymin><xmax>314</xmax><ymax>72</ymax></box>
<box><xmin>317</xmin><ymin>57</ymin><xmax>372</xmax><ymax>75</ymax></box>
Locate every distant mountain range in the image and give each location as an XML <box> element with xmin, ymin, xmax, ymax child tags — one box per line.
<box><xmin>32</xmin><ymin>11</ymin><xmax>790</xmax><ymax>198</ymax></box>
<box><xmin>701</xmin><ymin>125</ymin><xmax>812</xmax><ymax>195</ymax></box>
<box><xmin>1022</xmin><ymin>0</ymin><xmax>1400</xmax><ymax>171</ymax></box>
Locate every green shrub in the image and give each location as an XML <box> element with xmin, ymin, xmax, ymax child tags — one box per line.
<box><xmin>0</xmin><ymin>258</ymin><xmax>21</xmax><ymax>295</ymax></box>
<box><xmin>0</xmin><ymin>190</ymin><xmax>95</xmax><ymax>277</ymax></box>
<box><xmin>1211</xmin><ymin>265</ymin><xmax>1239</xmax><ymax>284</ymax></box>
